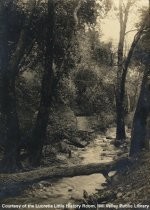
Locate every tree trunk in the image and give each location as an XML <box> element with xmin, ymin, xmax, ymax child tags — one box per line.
<box><xmin>116</xmin><ymin>97</ymin><xmax>126</xmax><ymax>143</ymax></box>
<box><xmin>115</xmin><ymin>0</ymin><xmax>129</xmax><ymax>142</ymax></box>
<box><xmin>29</xmin><ymin>0</ymin><xmax>55</xmax><ymax>166</ymax></box>
<box><xmin>0</xmin><ymin>157</ymin><xmax>132</xmax><ymax>188</ymax></box>
<box><xmin>0</xmin><ymin>0</ymin><xmax>37</xmax><ymax>172</ymax></box>
<box><xmin>0</xmin><ymin>79</ymin><xmax>21</xmax><ymax>172</ymax></box>
<box><xmin>130</xmin><ymin>65</ymin><xmax>150</xmax><ymax>156</ymax></box>
<box><xmin>115</xmin><ymin>45</ymin><xmax>126</xmax><ymax>142</ymax></box>
<box><xmin>115</xmin><ymin>3</ymin><xmax>147</xmax><ymax>143</ymax></box>
<box><xmin>0</xmin><ymin>2</ymin><xmax>21</xmax><ymax>172</ymax></box>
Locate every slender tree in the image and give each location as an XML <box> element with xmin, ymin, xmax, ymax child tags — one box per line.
<box><xmin>29</xmin><ymin>0</ymin><xmax>55</xmax><ymax>166</ymax></box>
<box><xmin>28</xmin><ymin>0</ymin><xmax>84</xmax><ymax>166</ymax></box>
<box><xmin>115</xmin><ymin>0</ymin><xmax>147</xmax><ymax>144</ymax></box>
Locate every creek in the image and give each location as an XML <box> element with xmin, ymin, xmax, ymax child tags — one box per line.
<box><xmin>1</xmin><ymin>128</ymin><xmax>123</xmax><ymax>210</ymax></box>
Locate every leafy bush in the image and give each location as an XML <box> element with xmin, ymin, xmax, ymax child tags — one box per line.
<box><xmin>56</xmin><ymin>76</ymin><xmax>77</xmax><ymax>106</ymax></box>
<box><xmin>47</xmin><ymin>106</ymin><xmax>77</xmax><ymax>143</ymax></box>
<box><xmin>74</xmin><ymin>66</ymin><xmax>115</xmax><ymax>116</ymax></box>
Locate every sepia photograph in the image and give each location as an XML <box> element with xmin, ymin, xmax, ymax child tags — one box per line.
<box><xmin>0</xmin><ymin>0</ymin><xmax>150</xmax><ymax>209</ymax></box>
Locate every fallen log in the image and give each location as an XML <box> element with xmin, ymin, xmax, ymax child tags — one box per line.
<box><xmin>0</xmin><ymin>156</ymin><xmax>133</xmax><ymax>188</ymax></box>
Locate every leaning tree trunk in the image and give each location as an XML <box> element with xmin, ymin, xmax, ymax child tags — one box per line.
<box><xmin>0</xmin><ymin>156</ymin><xmax>132</xmax><ymax>188</ymax></box>
<box><xmin>130</xmin><ymin>65</ymin><xmax>150</xmax><ymax>156</ymax></box>
<box><xmin>115</xmin><ymin>6</ymin><xmax>147</xmax><ymax>144</ymax></box>
<box><xmin>29</xmin><ymin>0</ymin><xmax>55</xmax><ymax>166</ymax></box>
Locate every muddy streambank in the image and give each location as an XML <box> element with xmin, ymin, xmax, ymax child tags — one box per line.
<box><xmin>0</xmin><ymin>128</ymin><xmax>130</xmax><ymax>210</ymax></box>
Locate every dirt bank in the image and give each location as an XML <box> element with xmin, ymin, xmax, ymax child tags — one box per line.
<box><xmin>82</xmin><ymin>151</ymin><xmax>150</xmax><ymax>210</ymax></box>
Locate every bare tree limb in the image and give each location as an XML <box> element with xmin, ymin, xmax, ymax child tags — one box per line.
<box><xmin>125</xmin><ymin>29</ymin><xmax>138</xmax><ymax>35</ymax></box>
<box><xmin>73</xmin><ymin>0</ymin><xmax>82</xmax><ymax>27</ymax></box>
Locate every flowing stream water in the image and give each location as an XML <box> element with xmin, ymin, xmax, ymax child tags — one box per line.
<box><xmin>1</xmin><ymin>129</ymin><xmax>120</xmax><ymax>210</ymax></box>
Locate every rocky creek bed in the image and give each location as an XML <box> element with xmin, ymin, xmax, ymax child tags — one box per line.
<box><xmin>0</xmin><ymin>128</ymin><xmax>131</xmax><ymax>210</ymax></box>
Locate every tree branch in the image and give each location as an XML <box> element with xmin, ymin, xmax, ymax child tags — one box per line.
<box><xmin>124</xmin><ymin>14</ymin><xmax>149</xmax><ymax>72</ymax></box>
<box><xmin>125</xmin><ymin>29</ymin><xmax>138</xmax><ymax>35</ymax></box>
<box><xmin>8</xmin><ymin>0</ymin><xmax>39</xmax><ymax>78</ymax></box>
<box><xmin>73</xmin><ymin>0</ymin><xmax>82</xmax><ymax>27</ymax></box>
<box><xmin>53</xmin><ymin>1</ymin><xmax>83</xmax><ymax>89</ymax></box>
<box><xmin>120</xmin><ymin>13</ymin><xmax>149</xmax><ymax>101</ymax></box>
